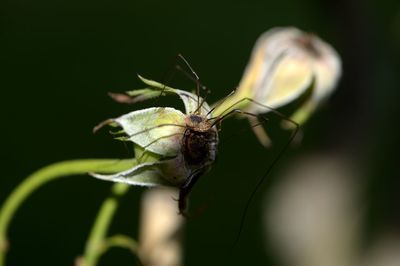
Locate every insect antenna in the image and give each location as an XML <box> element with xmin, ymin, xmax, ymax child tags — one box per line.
<box><xmin>173</xmin><ymin>63</ymin><xmax>211</xmax><ymax>115</ymax></box>
<box><xmin>176</xmin><ymin>54</ymin><xmax>201</xmax><ymax>109</ymax></box>
<box><xmin>152</xmin><ymin>53</ymin><xmax>209</xmax><ymax>116</ymax></box>
<box><xmin>193</xmin><ymin>88</ymin><xmax>212</xmax><ymax>115</ymax></box>
<box><xmin>153</xmin><ymin>54</ymin><xmax>185</xmax><ymax>105</ymax></box>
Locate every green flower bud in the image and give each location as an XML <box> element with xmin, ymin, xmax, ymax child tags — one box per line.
<box><xmin>91</xmin><ymin>76</ymin><xmax>218</xmax><ymax>214</ymax></box>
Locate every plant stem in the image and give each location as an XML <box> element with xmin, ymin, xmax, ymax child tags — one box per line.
<box><xmin>80</xmin><ymin>183</ymin><xmax>130</xmax><ymax>266</ymax></box>
<box><xmin>99</xmin><ymin>234</ymin><xmax>139</xmax><ymax>257</ymax></box>
<box><xmin>0</xmin><ymin>159</ymin><xmax>135</xmax><ymax>266</ymax></box>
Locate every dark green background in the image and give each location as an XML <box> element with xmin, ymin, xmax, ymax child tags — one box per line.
<box><xmin>1</xmin><ymin>0</ymin><xmax>399</xmax><ymax>265</ymax></box>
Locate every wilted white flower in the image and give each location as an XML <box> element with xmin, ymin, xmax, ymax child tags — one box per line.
<box><xmin>212</xmin><ymin>27</ymin><xmax>341</xmax><ymax>145</ymax></box>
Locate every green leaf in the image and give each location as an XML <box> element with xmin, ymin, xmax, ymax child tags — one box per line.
<box><xmin>124</xmin><ymin>88</ymin><xmax>163</xmax><ymax>103</ymax></box>
<box><xmin>136</xmin><ymin>75</ymin><xmax>212</xmax><ymax>116</ymax></box>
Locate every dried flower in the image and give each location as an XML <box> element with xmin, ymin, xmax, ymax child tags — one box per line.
<box><xmin>212</xmin><ymin>27</ymin><xmax>341</xmax><ymax>145</ymax></box>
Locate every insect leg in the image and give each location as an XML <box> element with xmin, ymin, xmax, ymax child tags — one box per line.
<box><xmin>178</xmin><ymin>167</ymin><xmax>207</xmax><ymax>216</ymax></box>
<box><xmin>232</xmin><ymin>110</ymin><xmax>299</xmax><ymax>247</ymax></box>
<box><xmin>136</xmin><ymin>132</ymin><xmax>184</xmax><ymax>163</ymax></box>
<box><xmin>216</xmin><ymin>97</ymin><xmax>298</xmax><ymax>130</ymax></box>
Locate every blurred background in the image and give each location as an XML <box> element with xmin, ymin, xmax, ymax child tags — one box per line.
<box><xmin>1</xmin><ymin>0</ymin><xmax>400</xmax><ymax>265</ymax></box>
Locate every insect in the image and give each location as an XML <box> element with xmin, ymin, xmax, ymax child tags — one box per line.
<box><xmin>92</xmin><ymin>54</ymin><xmax>298</xmax><ymax>220</ymax></box>
<box><xmin>178</xmin><ymin>112</ymin><xmax>218</xmax><ymax>214</ymax></box>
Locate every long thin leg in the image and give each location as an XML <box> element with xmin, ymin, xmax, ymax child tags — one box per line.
<box><xmin>94</xmin><ymin>119</ymin><xmax>186</xmax><ymax>136</ymax></box>
<box><xmin>248</xmin><ymin>116</ymin><xmax>272</xmax><ymax>147</ymax></box>
<box><xmin>210</xmin><ymin>107</ymin><xmax>269</xmax><ymax>128</ymax></box>
<box><xmin>209</xmin><ymin>97</ymin><xmax>300</xmax><ymax>247</ymax></box>
<box><xmin>232</xmin><ymin>111</ymin><xmax>299</xmax><ymax>248</ymax></box>
<box><xmin>215</xmin><ymin>96</ymin><xmax>298</xmax><ymax>130</ymax></box>
<box><xmin>219</xmin><ymin>111</ymin><xmax>270</xmax><ymax>145</ymax></box>
<box><xmin>136</xmin><ymin>132</ymin><xmax>184</xmax><ymax>163</ymax></box>
<box><xmin>211</xmin><ymin>96</ymin><xmax>299</xmax><ymax>146</ymax></box>
<box><xmin>178</xmin><ymin>167</ymin><xmax>207</xmax><ymax>216</ymax></box>
<box><xmin>206</xmin><ymin>90</ymin><xmax>236</xmax><ymax>117</ymax></box>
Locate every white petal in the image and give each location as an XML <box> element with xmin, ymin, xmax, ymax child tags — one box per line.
<box><xmin>91</xmin><ymin>161</ymin><xmax>171</xmax><ymax>187</ymax></box>
<box><xmin>91</xmin><ymin>157</ymin><xmax>190</xmax><ymax>187</ymax></box>
<box><xmin>115</xmin><ymin>107</ymin><xmax>185</xmax><ymax>157</ymax></box>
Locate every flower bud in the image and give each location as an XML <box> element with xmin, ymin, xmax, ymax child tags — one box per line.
<box><xmin>91</xmin><ymin>76</ymin><xmax>217</xmax><ymax>191</ymax></box>
<box><xmin>212</xmin><ymin>27</ymin><xmax>341</xmax><ymax>146</ymax></box>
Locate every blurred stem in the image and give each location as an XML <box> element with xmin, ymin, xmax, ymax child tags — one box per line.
<box><xmin>99</xmin><ymin>234</ymin><xmax>139</xmax><ymax>257</ymax></box>
<box><xmin>283</xmin><ymin>99</ymin><xmax>317</xmax><ymax>128</ymax></box>
<box><xmin>0</xmin><ymin>159</ymin><xmax>135</xmax><ymax>266</ymax></box>
<box><xmin>81</xmin><ymin>183</ymin><xmax>130</xmax><ymax>266</ymax></box>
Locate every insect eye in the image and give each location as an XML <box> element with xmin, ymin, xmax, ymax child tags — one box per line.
<box><xmin>190</xmin><ymin>115</ymin><xmax>203</xmax><ymax>123</ymax></box>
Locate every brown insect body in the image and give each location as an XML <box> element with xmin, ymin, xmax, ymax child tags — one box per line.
<box><xmin>178</xmin><ymin>114</ymin><xmax>218</xmax><ymax>215</ymax></box>
<box><xmin>182</xmin><ymin>115</ymin><xmax>217</xmax><ymax>166</ymax></box>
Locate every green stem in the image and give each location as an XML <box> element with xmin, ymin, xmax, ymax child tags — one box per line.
<box><xmin>99</xmin><ymin>234</ymin><xmax>139</xmax><ymax>257</ymax></box>
<box><xmin>0</xmin><ymin>159</ymin><xmax>135</xmax><ymax>266</ymax></box>
<box><xmin>81</xmin><ymin>183</ymin><xmax>130</xmax><ymax>266</ymax></box>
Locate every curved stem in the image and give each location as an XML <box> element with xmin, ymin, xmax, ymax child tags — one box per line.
<box><xmin>99</xmin><ymin>234</ymin><xmax>139</xmax><ymax>258</ymax></box>
<box><xmin>0</xmin><ymin>159</ymin><xmax>135</xmax><ymax>266</ymax></box>
<box><xmin>80</xmin><ymin>183</ymin><xmax>130</xmax><ymax>266</ymax></box>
